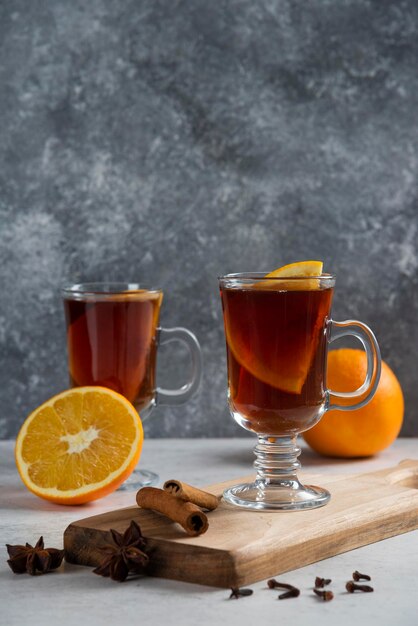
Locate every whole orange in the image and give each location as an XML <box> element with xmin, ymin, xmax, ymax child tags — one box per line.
<box><xmin>303</xmin><ymin>348</ymin><xmax>404</xmax><ymax>458</ymax></box>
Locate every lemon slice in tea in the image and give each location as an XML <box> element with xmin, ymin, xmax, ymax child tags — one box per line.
<box><xmin>262</xmin><ymin>260</ymin><xmax>323</xmax><ymax>290</ymax></box>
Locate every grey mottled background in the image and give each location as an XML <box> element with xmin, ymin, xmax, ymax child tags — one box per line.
<box><xmin>1</xmin><ymin>0</ymin><xmax>417</xmax><ymax>439</ymax></box>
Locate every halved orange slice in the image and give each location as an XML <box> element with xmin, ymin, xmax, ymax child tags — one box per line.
<box><xmin>15</xmin><ymin>387</ymin><xmax>143</xmax><ymax>505</ymax></box>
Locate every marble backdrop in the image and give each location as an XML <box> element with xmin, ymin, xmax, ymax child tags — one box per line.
<box><xmin>0</xmin><ymin>0</ymin><xmax>417</xmax><ymax>437</ymax></box>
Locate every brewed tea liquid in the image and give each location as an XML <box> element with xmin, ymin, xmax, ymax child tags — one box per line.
<box><xmin>221</xmin><ymin>286</ymin><xmax>333</xmax><ymax>435</ymax></box>
<box><xmin>64</xmin><ymin>291</ymin><xmax>162</xmax><ymax>410</ymax></box>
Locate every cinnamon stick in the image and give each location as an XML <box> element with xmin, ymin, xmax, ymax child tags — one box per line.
<box><xmin>163</xmin><ymin>479</ymin><xmax>219</xmax><ymax>511</ymax></box>
<box><xmin>136</xmin><ymin>487</ymin><xmax>209</xmax><ymax>536</ymax></box>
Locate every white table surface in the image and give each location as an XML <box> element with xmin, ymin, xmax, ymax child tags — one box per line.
<box><xmin>1</xmin><ymin>437</ymin><xmax>417</xmax><ymax>626</ymax></box>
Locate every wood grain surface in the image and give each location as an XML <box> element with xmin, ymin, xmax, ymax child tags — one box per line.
<box><xmin>64</xmin><ymin>459</ymin><xmax>418</xmax><ymax>587</ymax></box>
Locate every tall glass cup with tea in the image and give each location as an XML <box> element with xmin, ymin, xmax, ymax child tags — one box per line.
<box><xmin>62</xmin><ymin>283</ymin><xmax>202</xmax><ymax>487</ymax></box>
<box><xmin>219</xmin><ymin>262</ymin><xmax>381</xmax><ymax>510</ymax></box>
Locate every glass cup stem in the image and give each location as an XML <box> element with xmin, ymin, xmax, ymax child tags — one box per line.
<box><xmin>254</xmin><ymin>435</ymin><xmax>301</xmax><ymax>486</ymax></box>
<box><xmin>223</xmin><ymin>435</ymin><xmax>331</xmax><ymax>510</ymax></box>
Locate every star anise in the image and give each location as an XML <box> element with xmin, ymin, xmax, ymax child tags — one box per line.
<box><xmin>6</xmin><ymin>536</ymin><xmax>64</xmax><ymax>575</ymax></box>
<box><xmin>93</xmin><ymin>520</ymin><xmax>148</xmax><ymax>582</ymax></box>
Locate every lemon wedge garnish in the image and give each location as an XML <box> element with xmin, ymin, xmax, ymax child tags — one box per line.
<box><xmin>259</xmin><ymin>260</ymin><xmax>323</xmax><ymax>290</ymax></box>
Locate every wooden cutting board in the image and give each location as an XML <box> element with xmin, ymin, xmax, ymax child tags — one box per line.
<box><xmin>64</xmin><ymin>459</ymin><xmax>418</xmax><ymax>588</ymax></box>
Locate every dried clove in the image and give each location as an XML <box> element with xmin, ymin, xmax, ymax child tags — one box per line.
<box><xmin>229</xmin><ymin>587</ymin><xmax>253</xmax><ymax>599</ymax></box>
<box><xmin>352</xmin><ymin>570</ymin><xmax>371</xmax><ymax>581</ymax></box>
<box><xmin>315</xmin><ymin>576</ymin><xmax>332</xmax><ymax>588</ymax></box>
<box><xmin>313</xmin><ymin>588</ymin><xmax>334</xmax><ymax>601</ymax></box>
<box><xmin>267</xmin><ymin>579</ymin><xmax>296</xmax><ymax>591</ymax></box>
<box><xmin>278</xmin><ymin>587</ymin><xmax>300</xmax><ymax>600</ymax></box>
<box><xmin>267</xmin><ymin>579</ymin><xmax>300</xmax><ymax>599</ymax></box>
<box><xmin>346</xmin><ymin>581</ymin><xmax>374</xmax><ymax>593</ymax></box>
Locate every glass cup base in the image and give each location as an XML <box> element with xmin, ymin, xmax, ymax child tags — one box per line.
<box><xmin>223</xmin><ymin>481</ymin><xmax>330</xmax><ymax>511</ymax></box>
<box><xmin>117</xmin><ymin>469</ymin><xmax>159</xmax><ymax>491</ymax></box>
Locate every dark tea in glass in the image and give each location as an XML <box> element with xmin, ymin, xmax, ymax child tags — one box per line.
<box><xmin>64</xmin><ymin>288</ymin><xmax>163</xmax><ymax>411</ymax></box>
<box><xmin>221</xmin><ymin>284</ymin><xmax>333</xmax><ymax>436</ymax></box>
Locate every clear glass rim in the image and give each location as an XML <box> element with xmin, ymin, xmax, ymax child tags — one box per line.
<box><xmin>218</xmin><ymin>272</ymin><xmax>336</xmax><ymax>282</ymax></box>
<box><xmin>62</xmin><ymin>282</ymin><xmax>162</xmax><ymax>298</ymax></box>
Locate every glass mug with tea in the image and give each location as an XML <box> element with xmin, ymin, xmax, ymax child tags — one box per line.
<box><xmin>219</xmin><ymin>264</ymin><xmax>381</xmax><ymax>511</ymax></box>
<box><xmin>62</xmin><ymin>283</ymin><xmax>202</xmax><ymax>486</ymax></box>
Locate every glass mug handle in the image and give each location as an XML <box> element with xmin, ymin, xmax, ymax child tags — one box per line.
<box><xmin>155</xmin><ymin>327</ymin><xmax>203</xmax><ymax>405</ymax></box>
<box><xmin>327</xmin><ymin>319</ymin><xmax>382</xmax><ymax>411</ymax></box>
